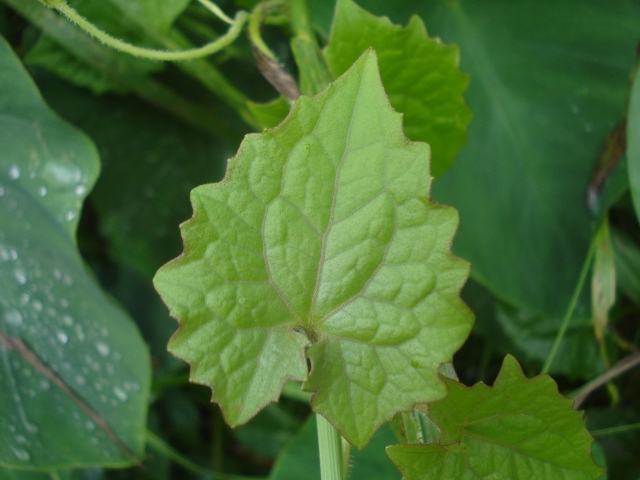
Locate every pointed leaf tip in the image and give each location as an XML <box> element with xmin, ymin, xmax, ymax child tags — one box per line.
<box><xmin>155</xmin><ymin>50</ymin><xmax>472</xmax><ymax>447</ymax></box>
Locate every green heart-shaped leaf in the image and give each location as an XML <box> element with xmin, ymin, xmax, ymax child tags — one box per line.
<box><xmin>387</xmin><ymin>355</ymin><xmax>602</xmax><ymax>479</ymax></box>
<box><xmin>154</xmin><ymin>50</ymin><xmax>473</xmax><ymax>448</ymax></box>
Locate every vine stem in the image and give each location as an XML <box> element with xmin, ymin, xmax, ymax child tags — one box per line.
<box><xmin>53</xmin><ymin>2</ymin><xmax>248</xmax><ymax>61</ymax></box>
<box><xmin>316</xmin><ymin>414</ymin><xmax>344</xmax><ymax>480</ymax></box>
<box><xmin>542</xmin><ymin>238</ymin><xmax>597</xmax><ymax>374</ymax></box>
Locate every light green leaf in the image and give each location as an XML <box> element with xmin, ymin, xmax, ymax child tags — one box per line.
<box><xmin>0</xmin><ymin>37</ymin><xmax>150</xmax><ymax>469</ymax></box>
<box><xmin>387</xmin><ymin>355</ymin><xmax>602</xmax><ymax>480</ymax></box>
<box><xmin>629</xmin><ymin>66</ymin><xmax>640</xmax><ymax>224</ymax></box>
<box><xmin>154</xmin><ymin>50</ymin><xmax>473</xmax><ymax>448</ymax></box>
<box><xmin>323</xmin><ymin>0</ymin><xmax>471</xmax><ymax>177</ymax></box>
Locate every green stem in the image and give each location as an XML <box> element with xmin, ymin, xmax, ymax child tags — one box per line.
<box><xmin>316</xmin><ymin>414</ymin><xmax>344</xmax><ymax>480</ymax></box>
<box><xmin>289</xmin><ymin>0</ymin><xmax>315</xmax><ymax>40</ymax></box>
<box><xmin>54</xmin><ymin>2</ymin><xmax>248</xmax><ymax>61</ymax></box>
<box><xmin>542</xmin><ymin>239</ymin><xmax>597</xmax><ymax>374</ymax></box>
<box><xmin>248</xmin><ymin>2</ymin><xmax>277</xmax><ymax>61</ymax></box>
<box><xmin>289</xmin><ymin>0</ymin><xmax>333</xmax><ymax>95</ymax></box>
<box><xmin>591</xmin><ymin>422</ymin><xmax>640</xmax><ymax>436</ymax></box>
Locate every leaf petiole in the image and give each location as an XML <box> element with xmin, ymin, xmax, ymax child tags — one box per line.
<box><xmin>317</xmin><ymin>414</ymin><xmax>345</xmax><ymax>480</ymax></box>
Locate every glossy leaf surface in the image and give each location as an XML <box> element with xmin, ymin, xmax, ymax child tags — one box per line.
<box><xmin>629</xmin><ymin>65</ymin><xmax>640</xmax><ymax>224</ymax></box>
<box><xmin>154</xmin><ymin>50</ymin><xmax>473</xmax><ymax>448</ymax></box>
<box><xmin>387</xmin><ymin>355</ymin><xmax>602</xmax><ymax>480</ymax></box>
<box><xmin>324</xmin><ymin>0</ymin><xmax>471</xmax><ymax>177</ymax></box>
<box><xmin>0</xmin><ymin>37</ymin><xmax>150</xmax><ymax>469</ymax></box>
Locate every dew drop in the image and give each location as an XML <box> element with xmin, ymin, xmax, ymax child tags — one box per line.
<box><xmin>4</xmin><ymin>309</ymin><xmax>23</xmax><ymax>327</ymax></box>
<box><xmin>8</xmin><ymin>165</ymin><xmax>20</xmax><ymax>180</ymax></box>
<box><xmin>32</xmin><ymin>300</ymin><xmax>43</xmax><ymax>312</ymax></box>
<box><xmin>85</xmin><ymin>421</ymin><xmax>96</xmax><ymax>431</ymax></box>
<box><xmin>19</xmin><ymin>293</ymin><xmax>30</xmax><ymax>305</ymax></box>
<box><xmin>56</xmin><ymin>331</ymin><xmax>69</xmax><ymax>345</ymax></box>
<box><xmin>95</xmin><ymin>341</ymin><xmax>110</xmax><ymax>357</ymax></box>
<box><xmin>62</xmin><ymin>314</ymin><xmax>73</xmax><ymax>326</ymax></box>
<box><xmin>13</xmin><ymin>267</ymin><xmax>27</xmax><ymax>285</ymax></box>
<box><xmin>38</xmin><ymin>379</ymin><xmax>51</xmax><ymax>391</ymax></box>
<box><xmin>65</xmin><ymin>211</ymin><xmax>76</xmax><ymax>222</ymax></box>
<box><xmin>75</xmin><ymin>185</ymin><xmax>86</xmax><ymax>195</ymax></box>
<box><xmin>0</xmin><ymin>244</ymin><xmax>10</xmax><ymax>261</ymax></box>
<box><xmin>113</xmin><ymin>386</ymin><xmax>128</xmax><ymax>401</ymax></box>
<box><xmin>0</xmin><ymin>186</ymin><xmax>4</xmax><ymax>197</ymax></box>
<box><xmin>37</xmin><ymin>186</ymin><xmax>47</xmax><ymax>197</ymax></box>
<box><xmin>14</xmin><ymin>434</ymin><xmax>28</xmax><ymax>445</ymax></box>
<box><xmin>10</xmin><ymin>446</ymin><xmax>30</xmax><ymax>461</ymax></box>
<box><xmin>75</xmin><ymin>375</ymin><xmax>86</xmax><ymax>386</ymax></box>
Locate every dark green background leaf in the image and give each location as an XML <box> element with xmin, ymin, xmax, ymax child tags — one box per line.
<box><xmin>313</xmin><ymin>0</ymin><xmax>640</xmax><ymax>322</ymax></box>
<box><xmin>628</xmin><ymin>64</ymin><xmax>640</xmax><ymax>224</ymax></box>
<box><xmin>0</xmin><ymin>37</ymin><xmax>150</xmax><ymax>469</ymax></box>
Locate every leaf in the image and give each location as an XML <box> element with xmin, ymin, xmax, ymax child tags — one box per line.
<box><xmin>612</xmin><ymin>228</ymin><xmax>640</xmax><ymax>304</ymax></box>
<box><xmin>591</xmin><ymin>218</ymin><xmax>615</xmax><ymax>344</ymax></box>
<box><xmin>422</xmin><ymin>0</ymin><xmax>640</xmax><ymax>318</ymax></box>
<box><xmin>36</xmin><ymin>76</ymin><xmax>234</xmax><ymax>279</ymax></box>
<box><xmin>495</xmin><ymin>303</ymin><xmax>603</xmax><ymax>379</ymax></box>
<box><xmin>154</xmin><ymin>50</ymin><xmax>473</xmax><ymax>448</ymax></box>
<box><xmin>323</xmin><ymin>0</ymin><xmax>471</xmax><ymax>177</ymax></box>
<box><xmin>106</xmin><ymin>0</ymin><xmax>190</xmax><ymax>34</ymax></box>
<box><xmin>25</xmin><ymin>36</ymin><xmax>126</xmax><ymax>95</ymax></box>
<box><xmin>629</xmin><ymin>65</ymin><xmax>640</xmax><ymax>224</ymax></box>
<box><xmin>246</xmin><ymin>96</ymin><xmax>291</xmax><ymax>130</ymax></box>
<box><xmin>0</xmin><ymin>37</ymin><xmax>149</xmax><ymax>468</ymax></box>
<box><xmin>387</xmin><ymin>355</ymin><xmax>603</xmax><ymax>480</ymax></box>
